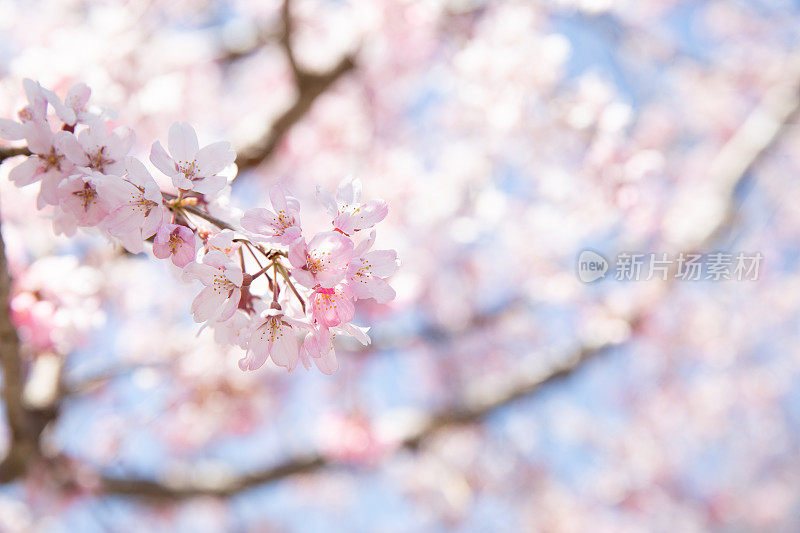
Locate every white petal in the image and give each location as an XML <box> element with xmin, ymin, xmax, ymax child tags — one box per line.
<box><xmin>0</xmin><ymin>119</ymin><xmax>25</xmax><ymax>140</ymax></box>
<box><xmin>168</xmin><ymin>122</ymin><xmax>199</xmax><ymax>163</ymax></box>
<box><xmin>269</xmin><ymin>323</ymin><xmax>299</xmax><ymax>369</ymax></box>
<box><xmin>364</xmin><ymin>249</ymin><xmax>399</xmax><ymax>277</ymax></box>
<box><xmin>191</xmin><ymin>174</ymin><xmax>227</xmax><ymax>196</ymax></box>
<box><xmin>56</xmin><ymin>132</ymin><xmax>88</xmax><ymax>166</ymax></box>
<box><xmin>217</xmin><ymin>289</ymin><xmax>240</xmax><ymax>323</ymax></box>
<box><xmin>8</xmin><ymin>157</ymin><xmax>41</xmax><ymax>186</ymax></box>
<box><xmin>191</xmin><ymin>287</ymin><xmax>225</xmax><ymax>322</ymax></box>
<box><xmin>195</xmin><ymin>141</ymin><xmax>235</xmax><ymax>176</ymax></box>
<box><xmin>315</xmin><ymin>185</ymin><xmax>338</xmax><ymax>217</ymax></box>
<box><xmin>149</xmin><ymin>141</ymin><xmax>178</xmax><ymax>178</ymax></box>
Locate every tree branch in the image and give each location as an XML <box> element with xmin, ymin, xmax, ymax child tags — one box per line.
<box><xmin>0</xmin><ymin>224</ymin><xmax>60</xmax><ymax>482</ymax></box>
<box><xmin>234</xmin><ymin>0</ymin><xmax>356</xmax><ymax>172</ymax></box>
<box><xmin>0</xmin><ymin>222</ymin><xmax>31</xmax><ymax>482</ymax></box>
<box><xmin>0</xmin><ymin>146</ymin><xmax>30</xmax><ymax>164</ymax></box>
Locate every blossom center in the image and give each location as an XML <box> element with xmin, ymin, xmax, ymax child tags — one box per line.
<box><xmin>88</xmin><ymin>146</ymin><xmax>114</xmax><ymax>172</ymax></box>
<box><xmin>72</xmin><ymin>182</ymin><xmax>98</xmax><ymax>212</ymax></box>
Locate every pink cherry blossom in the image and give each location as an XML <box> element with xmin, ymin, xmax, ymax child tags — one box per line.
<box><xmin>240</xmin><ymin>185</ymin><xmax>302</xmax><ymax>245</ymax></box>
<box><xmin>298</xmin><ymin>326</ymin><xmax>338</xmax><ymax>374</ymax></box>
<box><xmin>1</xmin><ymin>79</ymin><xmax>397</xmax><ymax>382</ymax></box>
<box><xmin>205</xmin><ymin>229</ymin><xmax>240</xmax><ymax>257</ymax></box>
<box><xmin>239</xmin><ymin>305</ymin><xmax>303</xmax><ymax>371</ymax></box>
<box><xmin>316</xmin><ymin>177</ymin><xmax>388</xmax><ymax>235</ymax></box>
<box><xmin>182</xmin><ymin>250</ymin><xmax>243</xmax><ymax>325</ymax></box>
<box><xmin>288</xmin><ymin>231</ymin><xmax>353</xmax><ymax>289</ymax></box>
<box><xmin>44</xmin><ymin>82</ymin><xmax>92</xmax><ymax>126</ymax></box>
<box><xmin>347</xmin><ymin>231</ymin><xmax>399</xmax><ymax>303</ymax></box>
<box><xmin>153</xmin><ymin>224</ymin><xmax>197</xmax><ymax>268</ymax></box>
<box><xmin>309</xmin><ymin>285</ymin><xmax>355</xmax><ymax>327</ymax></box>
<box><xmin>0</xmin><ymin>79</ymin><xmax>49</xmax><ymax>139</ymax></box>
<box><xmin>58</xmin><ymin>119</ymin><xmax>133</xmax><ymax>175</ymax></box>
<box><xmin>333</xmin><ymin>322</ymin><xmax>371</xmax><ymax>346</ymax></box>
<box><xmin>56</xmin><ymin>171</ymin><xmax>111</xmax><ymax>227</ymax></box>
<box><xmin>99</xmin><ymin>158</ymin><xmax>165</xmax><ymax>241</ymax></box>
<box><xmin>6</xmin><ymin>124</ymin><xmax>74</xmax><ymax>207</ymax></box>
<box><xmin>213</xmin><ymin>308</ymin><xmax>257</xmax><ymax>349</ymax></box>
<box><xmin>149</xmin><ymin>122</ymin><xmax>235</xmax><ymax>196</ymax></box>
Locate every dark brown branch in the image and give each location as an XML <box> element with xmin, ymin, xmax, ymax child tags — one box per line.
<box><xmin>234</xmin><ymin>0</ymin><xmax>356</xmax><ymax>172</ymax></box>
<box><xmin>279</xmin><ymin>0</ymin><xmax>304</xmax><ymax>84</ymax></box>
<box><xmin>0</xmin><ymin>222</ymin><xmax>30</xmax><ymax>481</ymax></box>
<box><xmin>235</xmin><ymin>55</ymin><xmax>355</xmax><ymax>172</ymax></box>
<box><xmin>217</xmin><ymin>22</ymin><xmax>282</xmax><ymax>64</ymax></box>
<box><xmin>99</xmin><ymin>456</ymin><xmax>325</xmax><ymax>499</ymax></box>
<box><xmin>0</xmin><ymin>225</ymin><xmax>60</xmax><ymax>482</ymax></box>
<box><xmin>0</xmin><ymin>146</ymin><xmax>30</xmax><ymax>164</ymax></box>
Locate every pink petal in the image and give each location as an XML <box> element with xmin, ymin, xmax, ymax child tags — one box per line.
<box><xmin>0</xmin><ymin>119</ymin><xmax>25</xmax><ymax>140</ymax></box>
<box><xmin>241</xmin><ymin>208</ymin><xmax>281</xmax><ymax>237</ymax></box>
<box><xmin>191</xmin><ymin>174</ymin><xmax>227</xmax><ymax>196</ymax></box>
<box><xmin>191</xmin><ymin>287</ymin><xmax>225</xmax><ymax>322</ymax></box>
<box><xmin>149</xmin><ymin>141</ymin><xmax>178</xmax><ymax>178</ymax></box>
<box><xmin>56</xmin><ymin>132</ymin><xmax>88</xmax><ymax>166</ymax></box>
<box><xmin>168</xmin><ymin>122</ymin><xmax>199</xmax><ymax>163</ymax></box>
<box><xmin>269</xmin><ymin>323</ymin><xmax>299</xmax><ymax>369</ymax></box>
<box><xmin>364</xmin><ymin>249</ymin><xmax>399</xmax><ymax>278</ymax></box>
<box><xmin>195</xmin><ymin>141</ymin><xmax>235</xmax><ymax>176</ymax></box>
<box><xmin>315</xmin><ymin>185</ymin><xmax>338</xmax><ymax>217</ymax></box>
<box><xmin>8</xmin><ymin>157</ymin><xmax>41</xmax><ymax>186</ymax></box>
<box><xmin>217</xmin><ymin>289</ymin><xmax>240</xmax><ymax>323</ymax></box>
<box><xmin>313</xmin><ymin>349</ymin><xmax>338</xmax><ymax>375</ymax></box>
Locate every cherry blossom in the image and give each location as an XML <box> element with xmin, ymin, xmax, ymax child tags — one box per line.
<box><xmin>205</xmin><ymin>229</ymin><xmax>240</xmax><ymax>257</ymax></box>
<box><xmin>98</xmin><ymin>158</ymin><xmax>165</xmax><ymax>242</ymax></box>
<box><xmin>0</xmin><ymin>78</ymin><xmax>49</xmax><ymax>139</ymax></box>
<box><xmin>347</xmin><ymin>231</ymin><xmax>399</xmax><ymax>303</ymax></box>
<box><xmin>44</xmin><ymin>83</ymin><xmax>92</xmax><ymax>126</ymax></box>
<box><xmin>297</xmin><ymin>326</ymin><xmax>338</xmax><ymax>375</ymax></box>
<box><xmin>316</xmin><ymin>176</ymin><xmax>388</xmax><ymax>235</ymax></box>
<box><xmin>58</xmin><ymin>120</ymin><xmax>133</xmax><ymax>175</ymax></box>
<box><xmin>5</xmin><ymin>124</ymin><xmax>73</xmax><ymax>206</ymax></box>
<box><xmin>1</xmin><ymin>78</ymin><xmax>398</xmax><ymax>381</ymax></box>
<box><xmin>309</xmin><ymin>285</ymin><xmax>355</xmax><ymax>327</ymax></box>
<box><xmin>182</xmin><ymin>250</ymin><xmax>243</xmax><ymax>325</ymax></box>
<box><xmin>213</xmin><ymin>308</ymin><xmax>257</xmax><ymax>349</ymax></box>
<box><xmin>56</xmin><ymin>171</ymin><xmax>111</xmax><ymax>227</ymax></box>
<box><xmin>153</xmin><ymin>224</ymin><xmax>197</xmax><ymax>268</ymax></box>
<box><xmin>288</xmin><ymin>231</ymin><xmax>354</xmax><ymax>289</ymax></box>
<box><xmin>150</xmin><ymin>122</ymin><xmax>236</xmax><ymax>196</ymax></box>
<box><xmin>240</xmin><ymin>185</ymin><xmax>302</xmax><ymax>245</ymax></box>
<box><xmin>239</xmin><ymin>305</ymin><xmax>303</xmax><ymax>371</ymax></box>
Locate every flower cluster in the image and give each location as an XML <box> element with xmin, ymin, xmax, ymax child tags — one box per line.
<box><xmin>0</xmin><ymin>80</ymin><xmax>398</xmax><ymax>374</ymax></box>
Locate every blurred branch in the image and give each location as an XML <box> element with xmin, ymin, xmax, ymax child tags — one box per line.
<box><xmin>0</xmin><ymin>225</ymin><xmax>60</xmax><ymax>482</ymax></box>
<box><xmin>0</xmin><ymin>146</ymin><xmax>30</xmax><ymax>164</ymax></box>
<box><xmin>0</xmin><ymin>222</ymin><xmax>31</xmax><ymax>482</ymax></box>
<box><xmin>217</xmin><ymin>22</ymin><xmax>282</xmax><ymax>63</ymax></box>
<box><xmin>89</xmin><ymin>57</ymin><xmax>800</xmax><ymax>499</ymax></box>
<box><xmin>99</xmin><ymin>456</ymin><xmax>326</xmax><ymax>499</ymax></box>
<box><xmin>59</xmin><ymin>362</ymin><xmax>171</xmax><ymax>398</ymax></box>
<box><xmin>234</xmin><ymin>0</ymin><xmax>356</xmax><ymax>172</ymax></box>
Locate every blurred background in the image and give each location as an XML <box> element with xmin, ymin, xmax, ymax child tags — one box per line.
<box><xmin>1</xmin><ymin>0</ymin><xmax>800</xmax><ymax>531</ymax></box>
